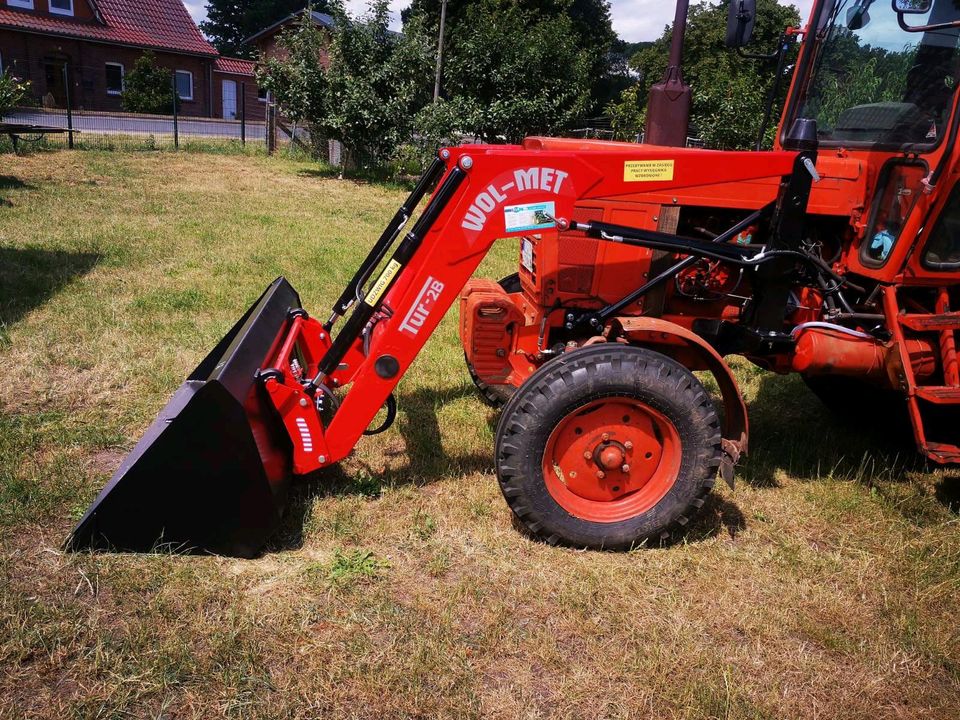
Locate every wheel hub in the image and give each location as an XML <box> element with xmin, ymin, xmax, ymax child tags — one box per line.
<box><xmin>542</xmin><ymin>397</ymin><xmax>682</xmax><ymax>521</ymax></box>
<box><xmin>595</xmin><ymin>441</ymin><xmax>627</xmax><ymax>471</ymax></box>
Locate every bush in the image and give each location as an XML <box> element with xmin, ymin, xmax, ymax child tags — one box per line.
<box><xmin>122</xmin><ymin>52</ymin><xmax>180</xmax><ymax>115</ymax></box>
<box><xmin>0</xmin><ymin>71</ymin><xmax>30</xmax><ymax>118</ymax></box>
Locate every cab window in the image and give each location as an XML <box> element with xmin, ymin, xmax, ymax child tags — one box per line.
<box><xmin>860</xmin><ymin>161</ymin><xmax>927</xmax><ymax>266</ymax></box>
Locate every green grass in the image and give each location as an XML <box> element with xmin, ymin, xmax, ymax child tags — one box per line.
<box><xmin>1</xmin><ymin>151</ymin><xmax>959</xmax><ymax>719</ymax></box>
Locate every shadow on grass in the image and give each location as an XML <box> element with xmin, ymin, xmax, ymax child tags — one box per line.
<box><xmin>269</xmin><ymin>381</ymin><xmax>495</xmax><ymax>551</ymax></box>
<box><xmin>0</xmin><ymin>247</ymin><xmax>101</xmax><ymax>328</ymax></box>
<box><xmin>296</xmin><ymin>166</ymin><xmax>417</xmax><ymax>191</ymax></box>
<box><xmin>0</xmin><ymin>175</ymin><xmax>35</xmax><ymax>190</ymax></box>
<box><xmin>740</xmin><ymin>371</ymin><xmax>926</xmax><ymax>488</ymax></box>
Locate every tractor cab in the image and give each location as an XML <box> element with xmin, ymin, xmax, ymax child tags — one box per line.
<box><xmin>768</xmin><ymin>0</ymin><xmax>960</xmax><ymax>279</ymax></box>
<box><xmin>737</xmin><ymin>0</ymin><xmax>960</xmax><ymax>459</ymax></box>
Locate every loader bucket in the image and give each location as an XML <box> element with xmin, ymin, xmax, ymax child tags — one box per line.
<box><xmin>66</xmin><ymin>277</ymin><xmax>302</xmax><ymax>558</ymax></box>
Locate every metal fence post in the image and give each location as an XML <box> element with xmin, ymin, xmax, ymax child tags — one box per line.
<box><xmin>172</xmin><ymin>73</ymin><xmax>179</xmax><ymax>150</ymax></box>
<box><xmin>62</xmin><ymin>64</ymin><xmax>74</xmax><ymax>149</ymax></box>
<box><xmin>240</xmin><ymin>82</ymin><xmax>246</xmax><ymax>146</ymax></box>
<box><xmin>266</xmin><ymin>91</ymin><xmax>276</xmax><ymax>155</ymax></box>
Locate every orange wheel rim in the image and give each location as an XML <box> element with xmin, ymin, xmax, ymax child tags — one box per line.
<box><xmin>541</xmin><ymin>398</ymin><xmax>682</xmax><ymax>523</ymax></box>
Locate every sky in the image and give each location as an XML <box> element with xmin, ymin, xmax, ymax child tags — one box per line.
<box><xmin>182</xmin><ymin>0</ymin><xmax>816</xmax><ymax>44</ymax></box>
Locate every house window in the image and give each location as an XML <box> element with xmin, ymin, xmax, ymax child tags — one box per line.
<box><xmin>175</xmin><ymin>70</ymin><xmax>193</xmax><ymax>100</ymax></box>
<box><xmin>49</xmin><ymin>0</ymin><xmax>73</xmax><ymax>16</ymax></box>
<box><xmin>257</xmin><ymin>86</ymin><xmax>268</xmax><ymax>102</ymax></box>
<box><xmin>7</xmin><ymin>0</ymin><xmax>34</xmax><ymax>9</ymax></box>
<box><xmin>105</xmin><ymin>63</ymin><xmax>123</xmax><ymax>95</ymax></box>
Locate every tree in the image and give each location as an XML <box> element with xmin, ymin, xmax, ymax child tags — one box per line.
<box><xmin>405</xmin><ymin>0</ymin><xmax>615</xmax><ymax>114</ymax></box>
<box><xmin>413</xmin><ymin>0</ymin><xmax>593</xmax><ymax>144</ymax></box>
<box><xmin>608</xmin><ymin>0</ymin><xmax>801</xmax><ymax>149</ymax></box>
<box><xmin>257</xmin><ymin>0</ymin><xmax>433</xmax><ymax>164</ymax></box>
<box><xmin>255</xmin><ymin>12</ymin><xmax>328</xmax><ymax>126</ymax></box>
<box><xmin>122</xmin><ymin>52</ymin><xmax>179</xmax><ymax>115</ymax></box>
<box><xmin>201</xmin><ymin>0</ymin><xmax>327</xmax><ymax>58</ymax></box>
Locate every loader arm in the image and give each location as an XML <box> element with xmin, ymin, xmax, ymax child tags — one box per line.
<box><xmin>277</xmin><ymin>143</ymin><xmax>800</xmax><ymax>473</ymax></box>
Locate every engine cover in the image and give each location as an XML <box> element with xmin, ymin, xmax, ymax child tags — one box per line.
<box><xmin>459</xmin><ymin>279</ymin><xmax>524</xmax><ymax>385</ymax></box>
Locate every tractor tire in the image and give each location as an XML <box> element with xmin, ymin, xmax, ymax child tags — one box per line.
<box><xmin>466</xmin><ymin>273</ymin><xmax>522</xmax><ymax>408</ymax></box>
<box><xmin>495</xmin><ymin>344</ymin><xmax>722</xmax><ymax>549</ymax></box>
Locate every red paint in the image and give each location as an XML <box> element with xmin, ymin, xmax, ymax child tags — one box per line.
<box><xmin>541</xmin><ymin>399</ymin><xmax>682</xmax><ymax>523</ymax></box>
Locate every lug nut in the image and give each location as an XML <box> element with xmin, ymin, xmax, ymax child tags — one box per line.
<box><xmin>621</xmin><ymin>464</ymin><xmax>630</xmax><ymax>473</ymax></box>
<box><xmin>299</xmin><ymin>398</ymin><xmax>308</xmax><ymax>407</ymax></box>
<box><xmin>624</xmin><ymin>441</ymin><xmax>633</xmax><ymax>451</ymax></box>
<box><xmin>602</xmin><ymin>432</ymin><xmax>610</xmax><ymax>441</ymax></box>
<box><xmin>583</xmin><ymin>451</ymin><xmax>592</xmax><ymax>460</ymax></box>
<box><xmin>569</xmin><ymin>471</ymin><xmax>577</xmax><ymax>479</ymax></box>
<box><xmin>596</xmin><ymin>471</ymin><xmax>606</xmax><ymax>479</ymax></box>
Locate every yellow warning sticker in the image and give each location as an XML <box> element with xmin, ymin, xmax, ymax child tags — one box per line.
<box><xmin>624</xmin><ymin>159</ymin><xmax>675</xmax><ymax>182</ymax></box>
<box><xmin>365</xmin><ymin>259</ymin><xmax>402</xmax><ymax>305</ymax></box>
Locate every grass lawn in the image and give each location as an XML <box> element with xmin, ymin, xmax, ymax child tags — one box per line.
<box><xmin>1</xmin><ymin>151</ymin><xmax>958</xmax><ymax>719</ymax></box>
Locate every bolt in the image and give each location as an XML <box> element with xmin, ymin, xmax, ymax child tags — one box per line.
<box><xmin>569</xmin><ymin>471</ymin><xmax>577</xmax><ymax>479</ymax></box>
<box><xmin>299</xmin><ymin>398</ymin><xmax>308</xmax><ymax>407</ymax></box>
<box><xmin>597</xmin><ymin>470</ymin><xmax>606</xmax><ymax>479</ymax></box>
<box><xmin>624</xmin><ymin>441</ymin><xmax>633</xmax><ymax>451</ymax></box>
<box><xmin>583</xmin><ymin>451</ymin><xmax>592</xmax><ymax>459</ymax></box>
<box><xmin>460</xmin><ymin>156</ymin><xmax>473</xmax><ymax>170</ymax></box>
<box><xmin>621</xmin><ymin>464</ymin><xmax>630</xmax><ymax>473</ymax></box>
<box><xmin>496</xmin><ymin>348</ymin><xmax>506</xmax><ymax>357</ymax></box>
<box><xmin>318</xmin><ymin>455</ymin><xmax>327</xmax><ymax>464</ymax></box>
<box><xmin>602</xmin><ymin>432</ymin><xmax>610</xmax><ymax>441</ymax></box>
<box><xmin>440</xmin><ymin>148</ymin><xmax>451</xmax><ymax>160</ymax></box>
<box><xmin>319</xmin><ymin>333</ymin><xmax>326</xmax><ymax>340</ymax></box>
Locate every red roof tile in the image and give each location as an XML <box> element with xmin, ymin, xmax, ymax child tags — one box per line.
<box><xmin>0</xmin><ymin>0</ymin><xmax>217</xmax><ymax>56</ymax></box>
<box><xmin>213</xmin><ymin>56</ymin><xmax>255</xmax><ymax>76</ymax></box>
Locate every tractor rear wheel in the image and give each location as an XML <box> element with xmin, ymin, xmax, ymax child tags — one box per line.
<box><xmin>467</xmin><ymin>273</ymin><xmax>521</xmax><ymax>408</ymax></box>
<box><xmin>495</xmin><ymin>344</ymin><xmax>722</xmax><ymax>549</ymax></box>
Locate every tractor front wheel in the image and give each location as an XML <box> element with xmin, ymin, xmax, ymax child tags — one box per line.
<box><xmin>495</xmin><ymin>344</ymin><xmax>722</xmax><ymax>549</ymax></box>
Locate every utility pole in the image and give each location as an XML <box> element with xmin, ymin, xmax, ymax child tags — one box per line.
<box><xmin>433</xmin><ymin>0</ymin><xmax>448</xmax><ymax>102</ymax></box>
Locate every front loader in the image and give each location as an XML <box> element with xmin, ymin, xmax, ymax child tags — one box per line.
<box><xmin>69</xmin><ymin>0</ymin><xmax>960</xmax><ymax>555</ymax></box>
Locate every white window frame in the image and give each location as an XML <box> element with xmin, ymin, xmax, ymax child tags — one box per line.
<box><xmin>105</xmin><ymin>62</ymin><xmax>124</xmax><ymax>95</ymax></box>
<box><xmin>7</xmin><ymin>0</ymin><xmax>35</xmax><ymax>10</ymax></box>
<box><xmin>175</xmin><ymin>70</ymin><xmax>193</xmax><ymax>101</ymax></box>
<box><xmin>48</xmin><ymin>0</ymin><xmax>73</xmax><ymax>16</ymax></box>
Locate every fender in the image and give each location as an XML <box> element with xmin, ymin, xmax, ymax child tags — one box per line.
<box><xmin>609</xmin><ymin>315</ymin><xmax>748</xmax><ymax>489</ymax></box>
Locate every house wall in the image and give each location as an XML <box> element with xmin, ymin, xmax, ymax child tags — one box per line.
<box><xmin>2</xmin><ymin>0</ymin><xmax>98</xmax><ymax>22</ymax></box>
<box><xmin>251</xmin><ymin>29</ymin><xmax>329</xmax><ymax>66</ymax></box>
<box><xmin>211</xmin><ymin>71</ymin><xmax>264</xmax><ymax>121</ymax></box>
<box><xmin>0</xmin><ymin>29</ymin><xmax>215</xmax><ymax>116</ymax></box>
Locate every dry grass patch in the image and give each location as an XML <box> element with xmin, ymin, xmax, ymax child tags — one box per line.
<box><xmin>0</xmin><ymin>151</ymin><xmax>958</xmax><ymax>719</ymax></box>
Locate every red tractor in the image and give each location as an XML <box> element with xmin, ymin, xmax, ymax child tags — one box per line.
<box><xmin>69</xmin><ymin>0</ymin><xmax>960</xmax><ymax>556</ymax></box>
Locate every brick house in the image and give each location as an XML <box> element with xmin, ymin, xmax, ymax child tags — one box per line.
<box><xmin>0</xmin><ymin>0</ymin><xmax>263</xmax><ymax>119</ymax></box>
<box><xmin>244</xmin><ymin>9</ymin><xmax>333</xmax><ymax>64</ymax></box>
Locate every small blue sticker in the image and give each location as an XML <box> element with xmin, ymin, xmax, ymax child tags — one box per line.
<box><xmin>504</xmin><ymin>201</ymin><xmax>556</xmax><ymax>232</ymax></box>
